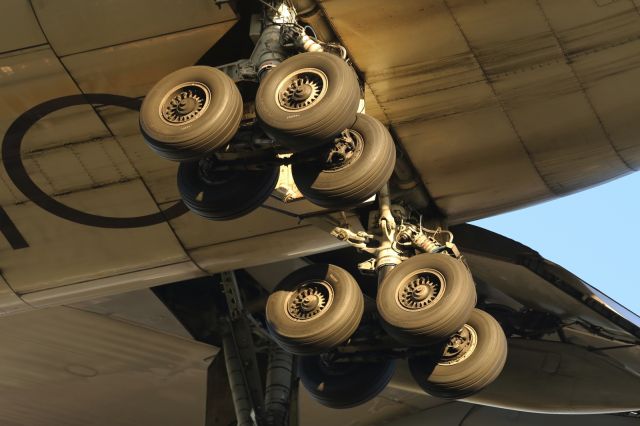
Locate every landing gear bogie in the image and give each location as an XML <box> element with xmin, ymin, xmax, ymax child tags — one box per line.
<box><xmin>141</xmin><ymin>51</ymin><xmax>393</xmax><ymax>218</ymax></box>
<box><xmin>139</xmin><ymin>4</ymin><xmax>397</xmax><ymax>220</ymax></box>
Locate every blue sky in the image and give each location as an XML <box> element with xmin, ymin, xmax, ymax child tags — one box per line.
<box><xmin>473</xmin><ymin>172</ymin><xmax>640</xmax><ymax>315</ymax></box>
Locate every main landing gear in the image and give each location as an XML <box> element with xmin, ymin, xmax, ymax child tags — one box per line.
<box><xmin>139</xmin><ymin>5</ymin><xmax>394</xmax><ymax>218</ymax></box>
<box><xmin>139</xmin><ymin>0</ymin><xmax>507</xmax><ymax>414</ymax></box>
<box><xmin>265</xmin><ymin>187</ymin><xmax>507</xmax><ymax>404</ymax></box>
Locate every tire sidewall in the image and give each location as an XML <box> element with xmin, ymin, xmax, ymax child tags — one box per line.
<box><xmin>177</xmin><ymin>160</ymin><xmax>279</xmax><ymax>220</ymax></box>
<box><xmin>256</xmin><ymin>52</ymin><xmax>360</xmax><ymax>147</ymax></box>
<box><xmin>299</xmin><ymin>356</ymin><xmax>396</xmax><ymax>409</ymax></box>
<box><xmin>410</xmin><ymin>309</ymin><xmax>508</xmax><ymax>399</ymax></box>
<box><xmin>140</xmin><ymin>66</ymin><xmax>242</xmax><ymax>155</ymax></box>
<box><xmin>377</xmin><ymin>253</ymin><xmax>476</xmax><ymax>344</ymax></box>
<box><xmin>291</xmin><ymin>113</ymin><xmax>396</xmax><ymax>207</ymax></box>
<box><xmin>266</xmin><ymin>264</ymin><xmax>364</xmax><ymax>353</ymax></box>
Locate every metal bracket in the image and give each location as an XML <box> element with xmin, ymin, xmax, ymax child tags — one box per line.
<box><xmin>216</xmin><ymin>1</ymin><xmax>290</xmax><ymax>82</ymax></box>
<box><xmin>221</xmin><ymin>270</ymin><xmax>246</xmax><ymax>320</ymax></box>
<box><xmin>217</xmin><ymin>59</ymin><xmax>258</xmax><ymax>83</ymax></box>
<box><xmin>220</xmin><ymin>271</ymin><xmax>266</xmax><ymax>425</ymax></box>
<box><xmin>213</xmin><ymin>0</ymin><xmax>231</xmax><ymax>7</ymax></box>
<box><xmin>325</xmin><ymin>183</ymin><xmax>466</xmax><ymax>283</ymax></box>
<box><xmin>357</xmin><ymin>258</ymin><xmax>376</xmax><ymax>275</ymax></box>
<box><xmin>330</xmin><ymin>226</ymin><xmax>376</xmax><ymax>254</ymax></box>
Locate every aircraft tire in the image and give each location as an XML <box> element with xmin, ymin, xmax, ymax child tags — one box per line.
<box><xmin>377</xmin><ymin>253</ymin><xmax>476</xmax><ymax>346</ymax></box>
<box><xmin>408</xmin><ymin>308</ymin><xmax>508</xmax><ymax>399</ymax></box>
<box><xmin>266</xmin><ymin>263</ymin><xmax>364</xmax><ymax>355</ymax></box>
<box><xmin>140</xmin><ymin>66</ymin><xmax>242</xmax><ymax>161</ymax></box>
<box><xmin>255</xmin><ymin>52</ymin><xmax>360</xmax><ymax>150</ymax></box>
<box><xmin>291</xmin><ymin>113</ymin><xmax>396</xmax><ymax>209</ymax></box>
<box><xmin>298</xmin><ymin>355</ymin><xmax>396</xmax><ymax>409</ymax></box>
<box><xmin>177</xmin><ymin>158</ymin><xmax>279</xmax><ymax>221</ymax></box>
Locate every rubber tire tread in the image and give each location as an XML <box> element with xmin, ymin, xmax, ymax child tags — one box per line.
<box><xmin>299</xmin><ymin>356</ymin><xmax>396</xmax><ymax>409</ymax></box>
<box><xmin>256</xmin><ymin>52</ymin><xmax>360</xmax><ymax>150</ymax></box>
<box><xmin>291</xmin><ymin>113</ymin><xmax>396</xmax><ymax>208</ymax></box>
<box><xmin>408</xmin><ymin>308</ymin><xmax>508</xmax><ymax>399</ymax></box>
<box><xmin>266</xmin><ymin>263</ymin><xmax>364</xmax><ymax>355</ymax></box>
<box><xmin>377</xmin><ymin>253</ymin><xmax>476</xmax><ymax>346</ymax></box>
<box><xmin>140</xmin><ymin>66</ymin><xmax>242</xmax><ymax>161</ymax></box>
<box><xmin>177</xmin><ymin>161</ymin><xmax>279</xmax><ymax>221</ymax></box>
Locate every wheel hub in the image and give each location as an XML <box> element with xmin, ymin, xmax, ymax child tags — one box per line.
<box><xmin>324</xmin><ymin>129</ymin><xmax>364</xmax><ymax>171</ymax></box>
<box><xmin>438</xmin><ymin>324</ymin><xmax>478</xmax><ymax>366</ymax></box>
<box><xmin>292</xmin><ymin>84</ymin><xmax>314</xmax><ymax>102</ymax></box>
<box><xmin>160</xmin><ymin>82</ymin><xmax>210</xmax><ymax>125</ymax></box>
<box><xmin>397</xmin><ymin>269</ymin><xmax>446</xmax><ymax>311</ymax></box>
<box><xmin>276</xmin><ymin>68</ymin><xmax>328</xmax><ymax>112</ymax></box>
<box><xmin>197</xmin><ymin>156</ymin><xmax>237</xmax><ymax>186</ymax></box>
<box><xmin>286</xmin><ymin>280</ymin><xmax>333</xmax><ymax>321</ymax></box>
<box><xmin>177</xmin><ymin>97</ymin><xmax>198</xmax><ymax>115</ymax></box>
<box><xmin>301</xmin><ymin>294</ymin><xmax>320</xmax><ymax>312</ymax></box>
<box><xmin>413</xmin><ymin>284</ymin><xmax>429</xmax><ymax>301</ymax></box>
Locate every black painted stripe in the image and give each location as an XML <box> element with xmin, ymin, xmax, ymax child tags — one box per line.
<box><xmin>0</xmin><ymin>206</ymin><xmax>28</xmax><ymax>249</ymax></box>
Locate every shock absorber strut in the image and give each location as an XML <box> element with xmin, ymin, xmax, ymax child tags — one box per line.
<box><xmin>375</xmin><ymin>183</ymin><xmax>402</xmax><ymax>283</ymax></box>
<box><xmin>250</xmin><ymin>1</ymin><xmax>295</xmax><ymax>78</ymax></box>
<box><xmin>327</xmin><ymin>185</ymin><xmax>462</xmax><ymax>282</ymax></box>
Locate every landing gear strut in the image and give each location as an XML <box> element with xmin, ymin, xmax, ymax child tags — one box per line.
<box><xmin>331</xmin><ymin>183</ymin><xmax>477</xmax><ymax>347</ymax></box>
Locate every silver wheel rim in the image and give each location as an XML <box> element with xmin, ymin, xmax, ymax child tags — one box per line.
<box><xmin>438</xmin><ymin>324</ymin><xmax>478</xmax><ymax>366</ymax></box>
<box><xmin>159</xmin><ymin>82</ymin><xmax>211</xmax><ymax>125</ymax></box>
<box><xmin>396</xmin><ymin>268</ymin><xmax>446</xmax><ymax>311</ymax></box>
<box><xmin>285</xmin><ymin>280</ymin><xmax>334</xmax><ymax>321</ymax></box>
<box><xmin>275</xmin><ymin>68</ymin><xmax>328</xmax><ymax>112</ymax></box>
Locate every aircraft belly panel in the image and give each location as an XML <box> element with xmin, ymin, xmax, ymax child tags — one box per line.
<box><xmin>571</xmin><ymin>39</ymin><xmax>640</xmax><ymax>170</ymax></box>
<box><xmin>96</xmin><ymin>105</ymin><xmax>182</xmax><ymax>204</ymax></box>
<box><xmin>166</xmin><ymin>203</ymin><xmax>301</xmax><ymax>250</ymax></box>
<box><xmin>189</xmin><ymin>224</ymin><xmax>350</xmax><ymax>274</ymax></box>
<box><xmin>0</xmin><ymin>306</ymin><xmax>215</xmax><ymax>426</ymax></box>
<box><xmin>61</xmin><ymin>22</ymin><xmax>236</xmax><ymax>98</ymax></box>
<box><xmin>31</xmin><ymin>0</ymin><xmax>236</xmax><ymax>56</ymax></box>
<box><xmin>0</xmin><ymin>47</ymin><xmax>109</xmax><ymax>160</ymax></box>
<box><xmin>492</xmin><ymin>62</ymin><xmax>629</xmax><ymax>194</ymax></box>
<box><xmin>0</xmin><ymin>180</ymin><xmax>190</xmax><ymax>294</ymax></box>
<box><xmin>395</xmin><ymin>106</ymin><xmax>550</xmax><ymax>223</ymax></box>
<box><xmin>321</xmin><ymin>0</ymin><xmax>640</xmax><ymax>221</ymax></box>
<box><xmin>0</xmin><ymin>274</ymin><xmax>29</xmax><ymax>316</ymax></box>
<box><xmin>0</xmin><ymin>0</ymin><xmax>46</xmax><ymax>54</ymax></box>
